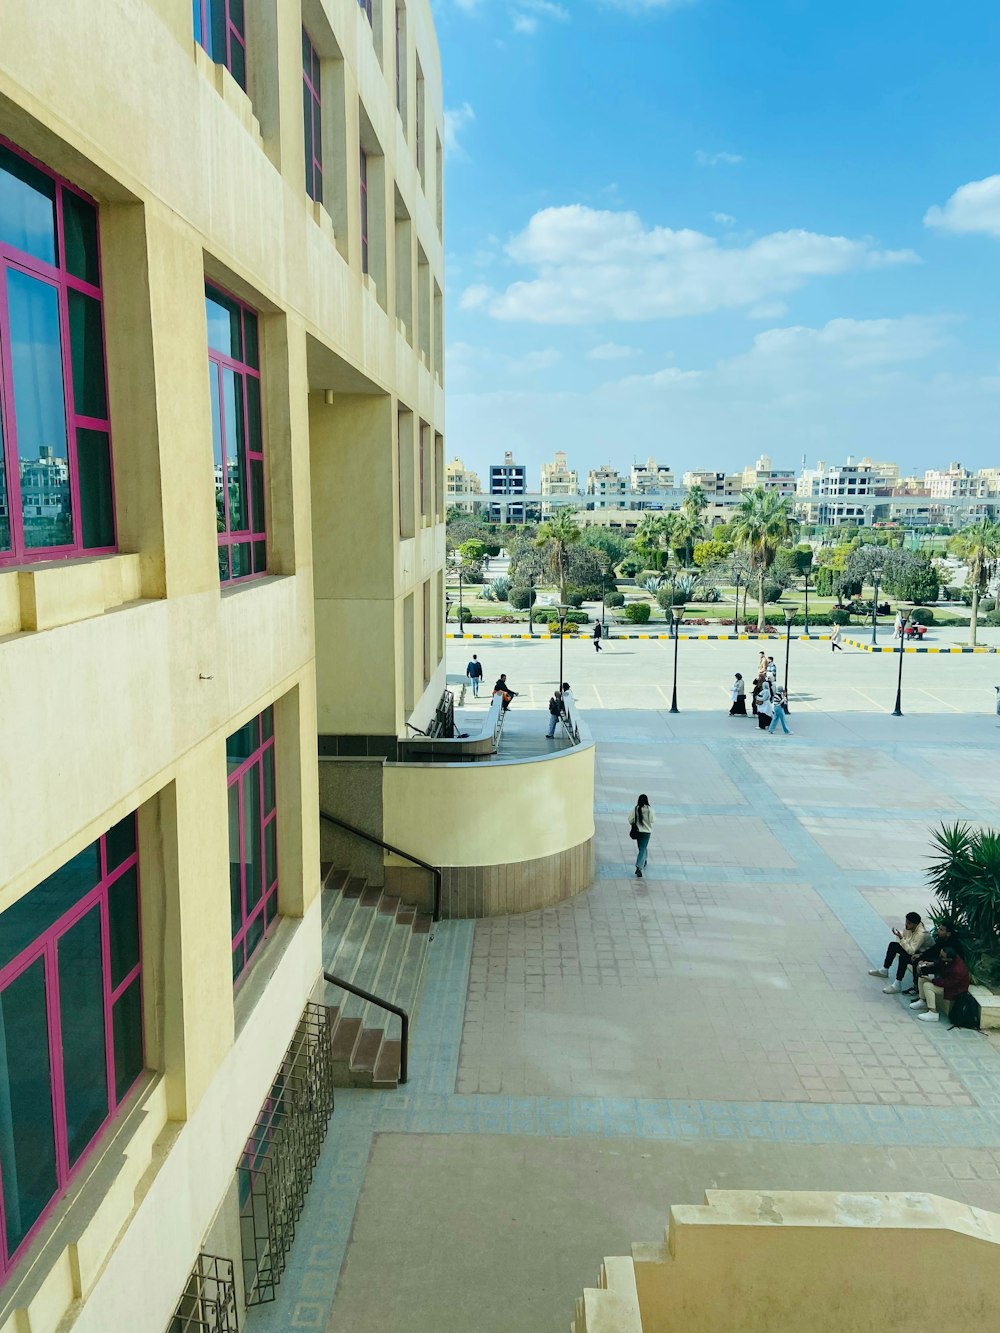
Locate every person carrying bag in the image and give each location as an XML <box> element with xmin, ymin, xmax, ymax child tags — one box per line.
<box><xmin>628</xmin><ymin>795</ymin><xmax>654</xmax><ymax>878</ymax></box>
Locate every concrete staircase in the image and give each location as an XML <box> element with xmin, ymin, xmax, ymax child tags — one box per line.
<box><xmin>572</xmin><ymin>1257</ymin><xmax>641</xmax><ymax>1333</ymax></box>
<box><xmin>322</xmin><ymin>865</ymin><xmax>433</xmax><ymax>1089</ymax></box>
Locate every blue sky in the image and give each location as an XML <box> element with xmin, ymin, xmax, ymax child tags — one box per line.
<box><xmin>432</xmin><ymin>0</ymin><xmax>1000</xmax><ymax>485</ymax></box>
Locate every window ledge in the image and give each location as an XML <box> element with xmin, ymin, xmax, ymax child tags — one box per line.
<box><xmin>0</xmin><ymin>554</ymin><xmax>143</xmax><ymax>635</ymax></box>
<box><xmin>310</xmin><ymin>198</ymin><xmax>335</xmax><ymax>241</ymax></box>
<box><xmin>193</xmin><ymin>43</ymin><xmax>262</xmax><ymax>148</ymax></box>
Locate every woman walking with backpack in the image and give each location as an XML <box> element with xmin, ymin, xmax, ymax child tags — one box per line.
<box><xmin>629</xmin><ymin>794</ymin><xmax>655</xmax><ymax>878</ymax></box>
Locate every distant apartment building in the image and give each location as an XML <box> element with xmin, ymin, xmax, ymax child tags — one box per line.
<box><xmin>795</xmin><ymin>457</ymin><xmax>896</xmax><ymax>526</ymax></box>
<box><xmin>925</xmin><ymin>462</ymin><xmax>991</xmax><ymax>499</ymax></box>
<box><xmin>446</xmin><ymin>457</ymin><xmax>483</xmax><ymax>512</ymax></box>
<box><xmin>741</xmin><ymin>454</ymin><xmax>796</xmax><ymax>495</ymax></box>
<box><xmin>489</xmin><ymin>450</ymin><xmax>527</xmax><ymax>522</ymax></box>
<box><xmin>630</xmin><ymin>457</ymin><xmax>675</xmax><ymax>498</ymax></box>
<box><xmin>682</xmin><ymin>469</ymin><xmax>743</xmax><ymax>498</ymax></box>
<box><xmin>587</xmin><ymin>465</ymin><xmax>628</xmax><ymax>510</ymax></box>
<box><xmin>540</xmin><ymin>450</ymin><xmax>579</xmax><ymax>514</ymax></box>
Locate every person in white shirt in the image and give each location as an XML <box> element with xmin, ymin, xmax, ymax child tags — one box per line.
<box><xmin>629</xmin><ymin>795</ymin><xmax>655</xmax><ymax>878</ymax></box>
<box><xmin>868</xmin><ymin>912</ymin><xmax>929</xmax><ymax>993</ymax></box>
<box><xmin>756</xmin><ymin>677</ymin><xmax>774</xmax><ymax>731</ymax></box>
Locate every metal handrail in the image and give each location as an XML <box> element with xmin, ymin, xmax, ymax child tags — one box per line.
<box><xmin>323</xmin><ymin>971</ymin><xmax>409</xmax><ymax>1084</ymax></box>
<box><xmin>319</xmin><ymin>808</ymin><xmax>441</xmax><ymax>922</ymax></box>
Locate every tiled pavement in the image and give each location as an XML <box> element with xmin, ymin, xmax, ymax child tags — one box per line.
<box><xmin>250</xmin><ymin>646</ymin><xmax>1000</xmax><ymax>1333</ymax></box>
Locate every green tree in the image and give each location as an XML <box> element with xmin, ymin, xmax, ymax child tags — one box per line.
<box><xmin>535</xmin><ymin>510</ymin><xmax>583</xmax><ymax>601</ymax></box>
<box><xmin>951</xmin><ymin>520</ymin><xmax>1000</xmax><ymax>647</ymax></box>
<box><xmin>578</xmin><ymin>525</ymin><xmax>629</xmax><ymax>573</ymax></box>
<box><xmin>674</xmin><ymin>507</ymin><xmax>704</xmax><ymax>567</ymax></box>
<box><xmin>693</xmin><ymin>538</ymin><xmax>729</xmax><ymax>568</ymax></box>
<box><xmin>632</xmin><ymin>513</ymin><xmax>678</xmax><ymax>572</ymax></box>
<box><xmin>729</xmin><ymin>487</ymin><xmax>797</xmax><ymax>629</ymax></box>
<box><xmin>882</xmin><ymin>551</ymin><xmax>939</xmax><ymax>606</ymax></box>
<box><xmin>457</xmin><ymin>538</ymin><xmax>487</xmax><ymax>565</ymax></box>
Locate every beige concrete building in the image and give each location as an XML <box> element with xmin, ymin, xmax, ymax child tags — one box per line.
<box><xmin>741</xmin><ymin>453</ymin><xmax>796</xmax><ymax>495</ymax></box>
<box><xmin>445</xmin><ymin>456</ymin><xmax>482</xmax><ymax>512</ymax></box>
<box><xmin>630</xmin><ymin>457</ymin><xmax>675</xmax><ymax>493</ymax></box>
<box><xmin>540</xmin><ymin>449</ymin><xmax>579</xmax><ymax>514</ymax></box>
<box><xmin>682</xmin><ymin>468</ymin><xmax>743</xmax><ymax>497</ymax></box>
<box><xmin>587</xmin><ymin>465</ymin><xmax>628</xmax><ymax>510</ymax></box>
<box><xmin>0</xmin><ymin>1</ymin><xmax>448</xmax><ymax>1329</ymax></box>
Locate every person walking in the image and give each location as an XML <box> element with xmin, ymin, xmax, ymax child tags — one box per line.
<box><xmin>729</xmin><ymin>673</ymin><xmax>747</xmax><ymax>715</ymax></box>
<box><xmin>757</xmin><ymin>649</ymin><xmax>768</xmax><ymax>679</ymax></box>
<box><xmin>767</xmin><ymin>685</ymin><xmax>793</xmax><ymax>735</ymax></box>
<box><xmin>546</xmin><ymin>688</ymin><xmax>563</xmax><ymax>738</ymax></box>
<box><xmin>766</xmin><ymin>656</ymin><xmax>777</xmax><ymax>683</ymax></box>
<box><xmin>756</xmin><ymin>676</ymin><xmax>775</xmax><ymax>731</ymax></box>
<box><xmin>629</xmin><ymin>794</ymin><xmax>654</xmax><ymax>878</ymax></box>
<box><xmin>592</xmin><ymin>621</ymin><xmax>603</xmax><ymax>653</ymax></box>
<box><xmin>831</xmin><ymin>624</ymin><xmax>843</xmax><ymax>652</ymax></box>
<box><xmin>466</xmin><ymin>653</ymin><xmax>484</xmax><ymax>697</ymax></box>
<box><xmin>894</xmin><ymin>609</ymin><xmax>903</xmax><ymax>640</ymax></box>
<box><xmin>869</xmin><ymin>912</ymin><xmax>929</xmax><ymax>993</ymax></box>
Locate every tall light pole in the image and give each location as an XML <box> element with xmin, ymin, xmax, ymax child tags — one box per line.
<box><xmin>871</xmin><ymin>562</ymin><xmax>884</xmax><ymax>646</ymax></box>
<box><xmin>600</xmin><ymin>569</ymin><xmax>607</xmax><ymax>640</ymax></box>
<box><xmin>458</xmin><ymin>568</ymin><xmax>465</xmax><ymax>638</ymax></box>
<box><xmin>527</xmin><ymin>572</ymin><xmax>535</xmax><ymax>639</ymax></box>
<box><xmin>892</xmin><ymin>606</ymin><xmax>911</xmax><ymax>716</ymax></box>
<box><xmin>669</xmin><ymin>606</ymin><xmax>685</xmax><ymax>713</ymax></box>
<box><xmin>783</xmin><ymin>606</ymin><xmax>794</xmax><ymax>714</ymax></box>
<box><xmin>733</xmin><ymin>564</ymin><xmax>741</xmax><ymax>635</ymax></box>
<box><xmin>556</xmin><ymin>603</ymin><xmax>569</xmax><ymax>695</ymax></box>
<box><xmin>803</xmin><ymin>566</ymin><xmax>810</xmax><ymax>636</ymax></box>
<box><xmin>669</xmin><ymin>569</ymin><xmax>678</xmax><ymax>638</ymax></box>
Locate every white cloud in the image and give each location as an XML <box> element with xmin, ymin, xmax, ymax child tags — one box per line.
<box><xmin>924</xmin><ymin>175</ymin><xmax>1000</xmax><ymax>239</ymax></box>
<box><xmin>696</xmin><ymin>150</ymin><xmax>744</xmax><ymax>166</ymax></box>
<box><xmin>711</xmin><ymin>212</ymin><xmax>736</xmax><ymax>227</ymax></box>
<box><xmin>588</xmin><ymin>342</ymin><xmax>642</xmax><ymax>360</ymax></box>
<box><xmin>463</xmin><ymin>205</ymin><xmax>919</xmax><ymax>324</ymax></box>
<box><xmin>444</xmin><ymin>102</ymin><xmax>476</xmax><ymax>157</ymax></box>
<box><xmin>446</xmin><ymin>316</ymin><xmax>986</xmax><ymax>478</ymax></box>
<box><xmin>747</xmin><ymin>301</ymin><xmax>789</xmax><ymax>320</ymax></box>
<box><xmin>599</xmin><ymin>0</ymin><xmax>698</xmax><ymax>11</ymax></box>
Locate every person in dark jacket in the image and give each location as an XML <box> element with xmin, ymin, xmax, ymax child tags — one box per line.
<box><xmin>905</xmin><ymin>921</ymin><xmax>960</xmax><ymax>994</ymax></box>
<box><xmin>493</xmin><ymin>674</ymin><xmax>518</xmax><ymax>711</ymax></box>
<box><xmin>729</xmin><ymin>673</ymin><xmax>747</xmax><ymax>716</ymax></box>
<box><xmin>593</xmin><ymin>621</ymin><xmax>603</xmax><ymax>652</ymax></box>
<box><xmin>466</xmin><ymin>653</ymin><xmax>484</xmax><ymax>696</ymax></box>
<box><xmin>911</xmin><ymin>946</ymin><xmax>969</xmax><ymax>1021</ymax></box>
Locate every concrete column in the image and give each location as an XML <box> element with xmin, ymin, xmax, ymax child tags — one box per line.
<box><xmin>246</xmin><ymin>0</ymin><xmax>304</xmax><ymax>179</ymax></box>
<box><xmin>139</xmin><ymin>746</ymin><xmax>235</xmax><ymax>1121</ymax></box>
<box><xmin>275</xmin><ymin>676</ymin><xmax>321</xmax><ymax>921</ymax></box>
<box><xmin>310</xmin><ymin>392</ymin><xmax>398</xmax><ymax>736</ymax></box>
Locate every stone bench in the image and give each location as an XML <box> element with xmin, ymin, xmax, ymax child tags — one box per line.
<box><xmin>934</xmin><ymin>985</ymin><xmax>1000</xmax><ymax>1029</ymax></box>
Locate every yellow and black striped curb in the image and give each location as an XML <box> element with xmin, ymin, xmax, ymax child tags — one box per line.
<box><xmin>841</xmin><ymin>636</ymin><xmax>992</xmax><ymax>654</ymax></box>
<box><xmin>447</xmin><ymin>631</ymin><xmax>833</xmax><ymax>642</ymax></box>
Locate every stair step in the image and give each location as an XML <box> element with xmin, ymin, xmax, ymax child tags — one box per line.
<box><xmin>330</xmin><ymin>1016</ymin><xmax>363</xmax><ymax>1077</ymax></box>
<box><xmin>348</xmin><ymin>1028</ymin><xmax>382</xmax><ymax>1087</ymax></box>
<box><xmin>390</xmin><ymin>924</ymin><xmax>432</xmax><ymax>1025</ymax></box>
<box><xmin>360</xmin><ymin>917</ymin><xmax>412</xmax><ymax>1035</ymax></box>
<box><xmin>321</xmin><ymin>863</ymin><xmax>351</xmax><ymax>895</ymax></box>
<box><xmin>325</xmin><ymin>890</ymin><xmax>379</xmax><ymax>983</ymax></box>
<box><xmin>372</xmin><ymin>1037</ymin><xmax>402</xmax><ymax>1088</ymax></box>
<box><xmin>322</xmin><ymin>879</ymin><xmax>359</xmax><ymax>937</ymax></box>
<box><xmin>339</xmin><ymin>902</ymin><xmax>397</xmax><ymax>1019</ymax></box>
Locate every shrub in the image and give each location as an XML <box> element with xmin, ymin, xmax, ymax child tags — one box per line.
<box><xmin>700</xmin><ymin>586</ymin><xmax>721</xmax><ymax>603</ymax></box>
<box><xmin>908</xmin><ymin>607</ymin><xmax>935</xmax><ymax>626</ymax></box>
<box><xmin>982</xmin><ymin>597</ymin><xmax>998</xmax><ymax>613</ymax></box>
<box><xmin>572</xmin><ymin>585</ymin><xmax>605</xmax><ymax>602</ymax></box>
<box><xmin>761</xmin><ymin>580</ymin><xmax>783</xmax><ymax>604</ymax></box>
<box><xmin>480</xmin><ymin>584</ymin><xmax>494</xmax><ymax>602</ymax></box>
<box><xmin>565</xmin><ymin>592</ymin><xmax>585</xmax><ymax>609</ymax></box>
<box><xmin>606</xmin><ymin>591</ymin><xmax>625</xmax><ymax>608</ymax></box>
<box><xmin>829</xmin><ymin>608</ymin><xmax>851</xmax><ymax>625</ymax></box>
<box><xmin>547</xmin><ymin>619</ymin><xmax>582</xmax><ymax>635</ymax></box>
<box><xmin>927</xmin><ymin>823</ymin><xmax>1000</xmax><ymax>989</ymax></box>
<box><xmin>623</xmin><ymin>603</ymin><xmax>652</xmax><ymax>624</ymax></box>
<box><xmin>489</xmin><ymin>575</ymin><xmax>512</xmax><ymax>601</ymax></box>
<box><xmin>618</xmin><ymin>555</ymin><xmax>644</xmax><ymax>577</ymax></box>
<box><xmin>509</xmin><ymin>586</ymin><xmax>537</xmax><ymax>610</ymax></box>
<box><xmin>983</xmin><ymin>609</ymin><xmax>1000</xmax><ymax>627</ymax></box>
<box><xmin>640</xmin><ymin>576</ymin><xmax>663</xmax><ymax>595</ymax></box>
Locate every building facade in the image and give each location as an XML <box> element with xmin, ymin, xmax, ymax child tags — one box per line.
<box><xmin>795</xmin><ymin>457</ymin><xmax>894</xmax><ymax>526</ymax></box>
<box><xmin>741</xmin><ymin>454</ymin><xmax>796</xmax><ymax>496</ymax></box>
<box><xmin>586</xmin><ymin>465</ymin><xmax>628</xmax><ymax>510</ymax></box>
<box><xmin>0</xmin><ymin>2</ymin><xmax>445</xmax><ymax>1330</ymax></box>
<box><xmin>446</xmin><ymin>456</ymin><xmax>482</xmax><ymax>512</ymax></box>
<box><xmin>489</xmin><ymin>450</ymin><xmax>526</xmax><ymax>522</ymax></box>
<box><xmin>630</xmin><ymin>457</ymin><xmax>675</xmax><ymax>495</ymax></box>
<box><xmin>540</xmin><ymin>450</ymin><xmax>579</xmax><ymax>514</ymax></box>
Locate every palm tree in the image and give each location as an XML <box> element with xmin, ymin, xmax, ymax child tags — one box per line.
<box><xmin>535</xmin><ymin>509</ymin><xmax>582</xmax><ymax>601</ymax></box>
<box><xmin>633</xmin><ymin>512</ymin><xmax>677</xmax><ymax>572</ymax></box>
<box><xmin>951</xmin><ymin>520</ymin><xmax>1000</xmax><ymax>647</ymax></box>
<box><xmin>684</xmin><ymin>484</ymin><xmax>708</xmax><ymax>521</ymax></box>
<box><xmin>674</xmin><ymin>508</ymin><xmax>704</xmax><ymax>568</ymax></box>
<box><xmin>729</xmin><ymin>487</ymin><xmax>797</xmax><ymax>629</ymax></box>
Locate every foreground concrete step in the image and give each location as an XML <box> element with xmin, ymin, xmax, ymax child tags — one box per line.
<box><xmin>338</xmin><ymin>898</ymin><xmax>397</xmax><ymax>1021</ymax></box>
<box><xmin>325</xmin><ymin>877</ymin><xmax>378</xmax><ymax>981</ymax></box>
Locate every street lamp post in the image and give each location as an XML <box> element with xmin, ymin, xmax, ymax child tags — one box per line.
<box><xmin>783</xmin><ymin>606</ymin><xmax>795</xmax><ymax>714</ymax></box>
<box><xmin>600</xmin><ymin>570</ymin><xmax>607</xmax><ymax>640</ymax></box>
<box><xmin>892</xmin><ymin>606</ymin><xmax>911</xmax><ymax>716</ymax></box>
<box><xmin>556</xmin><ymin>603</ymin><xmax>570</xmax><ymax>696</ymax></box>
<box><xmin>528</xmin><ymin>572</ymin><xmax>535</xmax><ymax>639</ymax></box>
<box><xmin>669</xmin><ymin>606</ymin><xmax>685</xmax><ymax>713</ymax></box>
<box><xmin>669</xmin><ymin>570</ymin><xmax>678</xmax><ymax>638</ymax></box>
<box><xmin>458</xmin><ymin>568</ymin><xmax>465</xmax><ymax>638</ymax></box>
<box><xmin>803</xmin><ymin>569</ymin><xmax>810</xmax><ymax>637</ymax></box>
<box><xmin>733</xmin><ymin>565</ymin><xmax>741</xmax><ymax>636</ymax></box>
<box><xmin>871</xmin><ymin>564</ymin><xmax>884</xmax><ymax>646</ymax></box>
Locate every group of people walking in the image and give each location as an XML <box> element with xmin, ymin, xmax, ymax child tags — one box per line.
<box><xmin>728</xmin><ymin>651</ymin><xmax>792</xmax><ymax>735</ymax></box>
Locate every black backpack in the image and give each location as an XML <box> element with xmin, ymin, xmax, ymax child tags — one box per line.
<box><xmin>948</xmin><ymin>992</ymin><xmax>981</xmax><ymax>1031</ymax></box>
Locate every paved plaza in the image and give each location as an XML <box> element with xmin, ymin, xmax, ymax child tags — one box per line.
<box><xmin>252</xmin><ymin>640</ymin><xmax>1000</xmax><ymax>1333</ymax></box>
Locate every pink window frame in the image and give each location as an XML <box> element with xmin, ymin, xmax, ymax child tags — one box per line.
<box><xmin>360</xmin><ymin>149</ymin><xmax>369</xmax><ymax>276</ymax></box>
<box><xmin>206</xmin><ymin>283</ymin><xmax>267</xmax><ymax>585</ymax></box>
<box><xmin>0</xmin><ymin>820</ymin><xmax>143</xmax><ymax>1285</ymax></box>
<box><xmin>302</xmin><ymin>27</ymin><xmax>323</xmax><ymax>205</ymax></box>
<box><xmin>0</xmin><ymin>135</ymin><xmax>116</xmax><ymax>567</ymax></box>
<box><xmin>193</xmin><ymin>0</ymin><xmax>247</xmax><ymax>91</ymax></box>
<box><xmin>227</xmin><ymin>709</ymin><xmax>278</xmax><ymax>984</ymax></box>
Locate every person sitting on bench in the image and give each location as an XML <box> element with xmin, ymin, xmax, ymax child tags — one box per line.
<box><xmin>869</xmin><ymin>912</ymin><xmax>928</xmax><ymax>994</ymax></box>
<box><xmin>910</xmin><ymin>945</ymin><xmax>970</xmax><ymax>1022</ymax></box>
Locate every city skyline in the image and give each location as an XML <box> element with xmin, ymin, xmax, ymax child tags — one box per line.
<box><xmin>435</xmin><ymin>0</ymin><xmax>1000</xmax><ymax>480</ymax></box>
